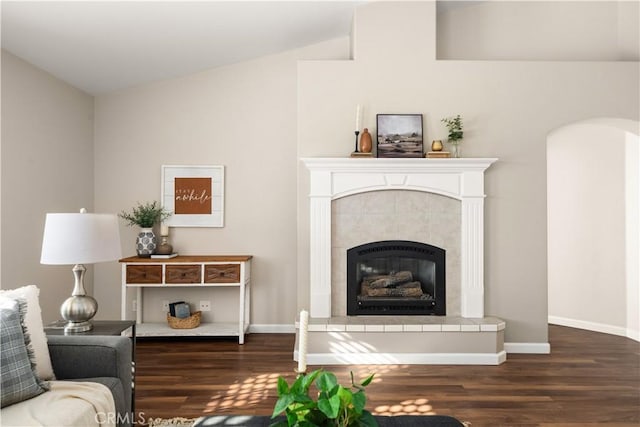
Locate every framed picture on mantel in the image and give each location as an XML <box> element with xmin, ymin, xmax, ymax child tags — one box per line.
<box><xmin>161</xmin><ymin>165</ymin><xmax>224</xmax><ymax>227</ymax></box>
<box><xmin>376</xmin><ymin>114</ymin><xmax>424</xmax><ymax>158</ymax></box>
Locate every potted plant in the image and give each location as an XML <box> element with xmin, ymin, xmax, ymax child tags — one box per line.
<box><xmin>119</xmin><ymin>201</ymin><xmax>171</xmax><ymax>257</ymax></box>
<box><xmin>441</xmin><ymin>115</ymin><xmax>464</xmax><ymax>158</ymax></box>
<box><xmin>271</xmin><ymin>369</ymin><xmax>378</xmax><ymax>427</ymax></box>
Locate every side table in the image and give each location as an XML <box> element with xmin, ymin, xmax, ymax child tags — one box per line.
<box><xmin>45</xmin><ymin>320</ymin><xmax>136</xmax><ymax>415</ymax></box>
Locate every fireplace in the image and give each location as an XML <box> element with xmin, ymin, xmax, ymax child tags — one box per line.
<box><xmin>303</xmin><ymin>157</ymin><xmax>497</xmax><ymax>319</ymax></box>
<box><xmin>300</xmin><ymin>158</ymin><xmax>506</xmax><ymax>366</ymax></box>
<box><xmin>347</xmin><ymin>240</ymin><xmax>446</xmax><ymax>315</ymax></box>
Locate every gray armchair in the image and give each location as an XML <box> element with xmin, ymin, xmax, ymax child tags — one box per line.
<box><xmin>47</xmin><ymin>335</ymin><xmax>133</xmax><ymax>427</ymax></box>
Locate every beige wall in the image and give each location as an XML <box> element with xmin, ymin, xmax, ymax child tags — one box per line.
<box><xmin>625</xmin><ymin>130</ymin><xmax>640</xmax><ymax>340</ymax></box>
<box><xmin>296</xmin><ymin>1</ymin><xmax>639</xmax><ymax>344</ymax></box>
<box><xmin>93</xmin><ymin>38</ymin><xmax>350</xmax><ymax>326</ymax></box>
<box><xmin>437</xmin><ymin>1</ymin><xmax>639</xmax><ymax>61</ymax></box>
<box><xmin>1</xmin><ymin>50</ymin><xmax>94</xmax><ymax>323</ymax></box>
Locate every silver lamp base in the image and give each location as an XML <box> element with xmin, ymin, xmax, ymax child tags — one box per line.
<box><xmin>61</xmin><ymin>265</ymin><xmax>98</xmax><ymax>333</ymax></box>
<box><xmin>61</xmin><ymin>294</ymin><xmax>98</xmax><ymax>333</ymax></box>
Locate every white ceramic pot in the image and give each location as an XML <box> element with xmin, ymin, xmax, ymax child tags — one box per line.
<box><xmin>136</xmin><ymin>227</ymin><xmax>157</xmax><ymax>257</ymax></box>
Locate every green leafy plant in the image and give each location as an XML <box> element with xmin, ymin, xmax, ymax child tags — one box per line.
<box><xmin>271</xmin><ymin>369</ymin><xmax>378</xmax><ymax>427</ymax></box>
<box><xmin>441</xmin><ymin>115</ymin><xmax>464</xmax><ymax>143</ymax></box>
<box><xmin>118</xmin><ymin>201</ymin><xmax>171</xmax><ymax>228</ymax></box>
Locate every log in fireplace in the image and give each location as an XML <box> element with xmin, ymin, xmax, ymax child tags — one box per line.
<box><xmin>347</xmin><ymin>240</ymin><xmax>445</xmax><ymax>315</ymax></box>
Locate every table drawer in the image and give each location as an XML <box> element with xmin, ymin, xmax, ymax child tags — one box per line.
<box><xmin>126</xmin><ymin>265</ymin><xmax>162</xmax><ymax>284</ymax></box>
<box><xmin>166</xmin><ymin>265</ymin><xmax>201</xmax><ymax>284</ymax></box>
<box><xmin>205</xmin><ymin>264</ymin><xmax>240</xmax><ymax>283</ymax></box>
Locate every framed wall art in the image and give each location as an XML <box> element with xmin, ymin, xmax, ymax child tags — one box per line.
<box><xmin>161</xmin><ymin>165</ymin><xmax>225</xmax><ymax>227</ymax></box>
<box><xmin>376</xmin><ymin>114</ymin><xmax>424</xmax><ymax>158</ymax></box>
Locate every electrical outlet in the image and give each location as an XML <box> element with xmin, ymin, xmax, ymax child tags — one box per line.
<box><xmin>199</xmin><ymin>300</ymin><xmax>211</xmax><ymax>312</ymax></box>
<box><xmin>132</xmin><ymin>299</ymin><xmax>137</xmax><ymax>312</ymax></box>
<box><xmin>162</xmin><ymin>300</ymin><xmax>169</xmax><ymax>312</ymax></box>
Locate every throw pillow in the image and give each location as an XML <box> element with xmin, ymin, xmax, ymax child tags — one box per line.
<box><xmin>0</xmin><ymin>285</ymin><xmax>55</xmax><ymax>380</ymax></box>
<box><xmin>0</xmin><ymin>297</ymin><xmax>49</xmax><ymax>408</ymax></box>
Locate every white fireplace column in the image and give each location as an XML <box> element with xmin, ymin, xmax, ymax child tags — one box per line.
<box><xmin>303</xmin><ymin>158</ymin><xmax>498</xmax><ymax>319</ymax></box>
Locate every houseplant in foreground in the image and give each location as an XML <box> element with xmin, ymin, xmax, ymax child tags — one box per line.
<box><xmin>271</xmin><ymin>369</ymin><xmax>378</xmax><ymax>427</ymax></box>
<box><xmin>441</xmin><ymin>114</ymin><xmax>464</xmax><ymax>158</ymax></box>
<box><xmin>119</xmin><ymin>201</ymin><xmax>171</xmax><ymax>257</ymax></box>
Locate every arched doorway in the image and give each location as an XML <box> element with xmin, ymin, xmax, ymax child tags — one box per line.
<box><xmin>547</xmin><ymin>118</ymin><xmax>639</xmax><ymax>341</ymax></box>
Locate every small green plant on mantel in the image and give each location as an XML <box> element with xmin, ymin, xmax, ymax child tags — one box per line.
<box><xmin>441</xmin><ymin>114</ymin><xmax>464</xmax><ymax>157</ymax></box>
<box><xmin>441</xmin><ymin>115</ymin><xmax>464</xmax><ymax>143</ymax></box>
<box><xmin>271</xmin><ymin>369</ymin><xmax>378</xmax><ymax>427</ymax></box>
<box><xmin>118</xmin><ymin>201</ymin><xmax>171</xmax><ymax>228</ymax></box>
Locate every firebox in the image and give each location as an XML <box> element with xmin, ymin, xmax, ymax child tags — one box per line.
<box><xmin>347</xmin><ymin>240</ymin><xmax>445</xmax><ymax>316</ymax></box>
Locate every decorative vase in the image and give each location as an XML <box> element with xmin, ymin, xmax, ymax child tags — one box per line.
<box><xmin>155</xmin><ymin>236</ymin><xmax>173</xmax><ymax>255</ymax></box>
<box><xmin>359</xmin><ymin>128</ymin><xmax>373</xmax><ymax>153</ymax></box>
<box><xmin>136</xmin><ymin>227</ymin><xmax>157</xmax><ymax>257</ymax></box>
<box><xmin>431</xmin><ymin>140</ymin><xmax>443</xmax><ymax>152</ymax></box>
<box><xmin>451</xmin><ymin>142</ymin><xmax>461</xmax><ymax>158</ymax></box>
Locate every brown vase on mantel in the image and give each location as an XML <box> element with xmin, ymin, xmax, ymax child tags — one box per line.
<box><xmin>359</xmin><ymin>128</ymin><xmax>373</xmax><ymax>153</ymax></box>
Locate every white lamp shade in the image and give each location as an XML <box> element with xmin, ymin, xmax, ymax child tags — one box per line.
<box><xmin>41</xmin><ymin>212</ymin><xmax>122</xmax><ymax>265</ymax></box>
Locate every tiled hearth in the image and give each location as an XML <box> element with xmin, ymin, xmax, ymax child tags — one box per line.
<box><xmin>301</xmin><ymin>316</ymin><xmax>505</xmax><ymax>365</ymax></box>
<box><xmin>300</xmin><ymin>158</ymin><xmax>505</xmax><ymax>365</ymax></box>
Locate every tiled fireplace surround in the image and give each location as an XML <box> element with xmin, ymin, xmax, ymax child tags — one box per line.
<box><xmin>299</xmin><ymin>158</ymin><xmax>506</xmax><ymax>365</ymax></box>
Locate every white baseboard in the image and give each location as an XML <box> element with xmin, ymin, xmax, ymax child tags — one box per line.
<box><xmin>504</xmin><ymin>342</ymin><xmax>551</xmax><ymax>354</ymax></box>
<box><xmin>295</xmin><ymin>350</ymin><xmax>507</xmax><ymax>365</ymax></box>
<box><xmin>548</xmin><ymin>315</ymin><xmax>639</xmax><ymax>342</ymax></box>
<box><xmin>248</xmin><ymin>324</ymin><xmax>295</xmax><ymax>334</ymax></box>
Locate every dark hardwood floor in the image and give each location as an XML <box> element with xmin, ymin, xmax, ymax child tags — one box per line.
<box><xmin>135</xmin><ymin>325</ymin><xmax>640</xmax><ymax>426</ymax></box>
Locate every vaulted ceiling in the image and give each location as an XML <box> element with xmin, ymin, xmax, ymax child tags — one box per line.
<box><xmin>1</xmin><ymin>1</ymin><xmax>364</xmax><ymax>94</ymax></box>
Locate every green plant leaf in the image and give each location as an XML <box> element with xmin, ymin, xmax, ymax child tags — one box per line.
<box><xmin>277</xmin><ymin>376</ymin><xmax>290</xmax><ymax>396</ymax></box>
<box><xmin>290</xmin><ymin>374</ymin><xmax>306</xmax><ymax>395</ymax></box>
<box><xmin>360</xmin><ymin>373</ymin><xmax>375</xmax><ymax>387</ymax></box>
<box><xmin>336</xmin><ymin>385</ymin><xmax>353</xmax><ymax>407</ymax></box>
<box><xmin>291</xmin><ymin>394</ymin><xmax>314</xmax><ymax>405</ymax></box>
<box><xmin>272</xmin><ymin>394</ymin><xmax>295</xmax><ymax>418</ymax></box>
<box><xmin>360</xmin><ymin>410</ymin><xmax>378</xmax><ymax>427</ymax></box>
<box><xmin>352</xmin><ymin>390</ymin><xmax>366</xmax><ymax>414</ymax></box>
<box><xmin>305</xmin><ymin>408</ymin><xmax>328</xmax><ymax>426</ymax></box>
<box><xmin>316</xmin><ymin>371</ymin><xmax>338</xmax><ymax>393</ymax></box>
<box><xmin>285</xmin><ymin>411</ymin><xmax>298</xmax><ymax>426</ymax></box>
<box><xmin>302</xmin><ymin>369</ymin><xmax>321</xmax><ymax>392</ymax></box>
<box><xmin>318</xmin><ymin>394</ymin><xmax>340</xmax><ymax>419</ymax></box>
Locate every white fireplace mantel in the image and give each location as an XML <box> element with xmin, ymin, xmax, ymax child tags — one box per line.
<box><xmin>302</xmin><ymin>157</ymin><xmax>498</xmax><ymax>319</ymax></box>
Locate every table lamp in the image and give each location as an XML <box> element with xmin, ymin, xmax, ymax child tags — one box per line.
<box><xmin>40</xmin><ymin>208</ymin><xmax>122</xmax><ymax>333</ymax></box>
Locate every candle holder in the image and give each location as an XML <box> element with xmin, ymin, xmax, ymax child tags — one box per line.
<box><xmin>354</xmin><ymin>130</ymin><xmax>360</xmax><ymax>153</ymax></box>
<box><xmin>155</xmin><ymin>231</ymin><xmax>173</xmax><ymax>255</ymax></box>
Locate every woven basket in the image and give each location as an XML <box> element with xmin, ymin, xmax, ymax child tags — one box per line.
<box><xmin>167</xmin><ymin>311</ymin><xmax>201</xmax><ymax>329</ymax></box>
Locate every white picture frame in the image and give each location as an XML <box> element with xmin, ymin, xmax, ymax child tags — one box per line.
<box><xmin>161</xmin><ymin>165</ymin><xmax>225</xmax><ymax>227</ymax></box>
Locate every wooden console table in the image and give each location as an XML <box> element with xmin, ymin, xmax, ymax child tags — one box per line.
<box><xmin>119</xmin><ymin>255</ymin><xmax>252</xmax><ymax>343</ymax></box>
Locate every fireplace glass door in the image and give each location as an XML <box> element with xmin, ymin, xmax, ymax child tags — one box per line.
<box><xmin>347</xmin><ymin>240</ymin><xmax>445</xmax><ymax>315</ymax></box>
